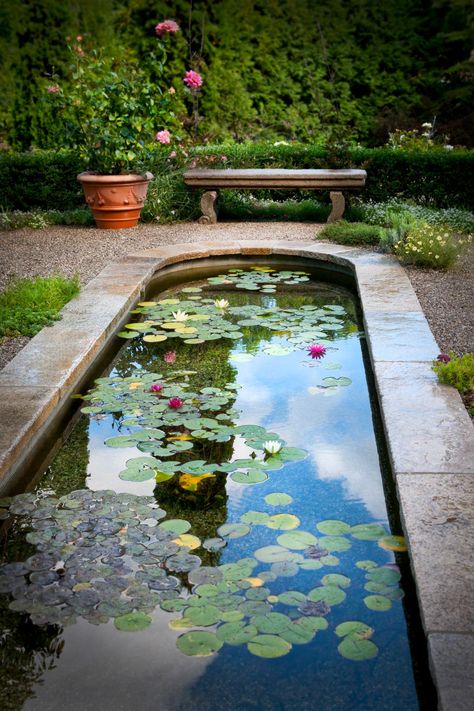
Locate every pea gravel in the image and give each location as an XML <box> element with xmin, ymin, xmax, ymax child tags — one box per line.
<box><xmin>0</xmin><ymin>222</ymin><xmax>472</xmax><ymax>370</ymax></box>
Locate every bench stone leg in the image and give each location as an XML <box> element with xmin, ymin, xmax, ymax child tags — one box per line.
<box><xmin>199</xmin><ymin>191</ymin><xmax>218</xmax><ymax>224</ymax></box>
<box><xmin>327</xmin><ymin>191</ymin><xmax>345</xmax><ymax>223</ymax></box>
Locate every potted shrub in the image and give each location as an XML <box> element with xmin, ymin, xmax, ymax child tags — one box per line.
<box><xmin>46</xmin><ymin>26</ymin><xmax>200</xmax><ymax>229</ymax></box>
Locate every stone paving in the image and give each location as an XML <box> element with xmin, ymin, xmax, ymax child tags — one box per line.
<box><xmin>0</xmin><ymin>239</ymin><xmax>472</xmax><ymax>709</ymax></box>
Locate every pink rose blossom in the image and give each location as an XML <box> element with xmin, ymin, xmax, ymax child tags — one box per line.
<box><xmin>47</xmin><ymin>85</ymin><xmax>60</xmax><ymax>94</ymax></box>
<box><xmin>220</xmin><ymin>155</ymin><xmax>228</xmax><ymax>162</ymax></box>
<box><xmin>164</xmin><ymin>351</ymin><xmax>177</xmax><ymax>364</ymax></box>
<box><xmin>307</xmin><ymin>343</ymin><xmax>327</xmax><ymax>359</ymax></box>
<box><xmin>155</xmin><ymin>19</ymin><xmax>180</xmax><ymax>37</ymax></box>
<box><xmin>168</xmin><ymin>397</ymin><xmax>184</xmax><ymax>409</ymax></box>
<box><xmin>169</xmin><ymin>150</ymin><xmax>177</xmax><ymax>159</ymax></box>
<box><xmin>183</xmin><ymin>70</ymin><xmax>203</xmax><ymax>90</ymax></box>
<box><xmin>149</xmin><ymin>383</ymin><xmax>163</xmax><ymax>393</ymax></box>
<box><xmin>156</xmin><ymin>129</ymin><xmax>171</xmax><ymax>144</ymax></box>
<box><xmin>76</xmin><ymin>35</ymin><xmax>83</xmax><ymax>42</ymax></box>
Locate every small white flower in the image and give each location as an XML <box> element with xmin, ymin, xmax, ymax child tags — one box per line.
<box><xmin>172</xmin><ymin>310</ymin><xmax>188</xmax><ymax>322</ymax></box>
<box><xmin>444</xmin><ymin>144</ymin><xmax>453</xmax><ymax>150</ymax></box>
<box><xmin>214</xmin><ymin>299</ymin><xmax>229</xmax><ymax>309</ymax></box>
<box><xmin>263</xmin><ymin>440</ymin><xmax>282</xmax><ymax>456</ymax></box>
<box><xmin>422</xmin><ymin>122</ymin><xmax>432</xmax><ymax>129</ymax></box>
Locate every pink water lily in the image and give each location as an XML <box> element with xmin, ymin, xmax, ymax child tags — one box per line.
<box><xmin>307</xmin><ymin>343</ymin><xmax>327</xmax><ymax>359</ymax></box>
<box><xmin>164</xmin><ymin>351</ymin><xmax>176</xmax><ymax>364</ymax></box>
<box><xmin>168</xmin><ymin>397</ymin><xmax>184</xmax><ymax>409</ymax></box>
<box><xmin>149</xmin><ymin>383</ymin><xmax>163</xmax><ymax>393</ymax></box>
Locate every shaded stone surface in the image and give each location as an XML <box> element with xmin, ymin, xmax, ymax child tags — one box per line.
<box><xmin>397</xmin><ymin>473</ymin><xmax>474</xmax><ymax>633</ymax></box>
<box><xmin>375</xmin><ymin>362</ymin><xmax>474</xmax><ymax>475</ymax></box>
<box><xmin>428</xmin><ymin>633</ymin><xmax>474</xmax><ymax>711</ymax></box>
<box><xmin>356</xmin><ymin>263</ymin><xmax>423</xmax><ymax>312</ymax></box>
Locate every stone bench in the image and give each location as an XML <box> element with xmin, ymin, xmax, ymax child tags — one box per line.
<box><xmin>183</xmin><ymin>168</ymin><xmax>367</xmax><ymax>224</ymax></box>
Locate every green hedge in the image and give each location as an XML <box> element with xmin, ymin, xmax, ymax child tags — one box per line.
<box><xmin>1</xmin><ymin>145</ymin><xmax>473</xmax><ymax>212</ymax></box>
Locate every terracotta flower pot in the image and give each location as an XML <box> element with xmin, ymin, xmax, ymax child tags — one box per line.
<box><xmin>77</xmin><ymin>172</ymin><xmax>153</xmax><ymax>229</ymax></box>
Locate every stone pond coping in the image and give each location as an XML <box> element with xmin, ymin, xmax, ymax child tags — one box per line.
<box><xmin>0</xmin><ymin>239</ymin><xmax>473</xmax><ymax>708</ymax></box>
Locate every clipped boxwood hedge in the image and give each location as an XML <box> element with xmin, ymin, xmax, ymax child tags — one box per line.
<box><xmin>0</xmin><ymin>145</ymin><xmax>473</xmax><ymax>212</ymax></box>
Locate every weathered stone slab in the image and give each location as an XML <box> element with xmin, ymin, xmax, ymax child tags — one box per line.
<box><xmin>375</xmin><ymin>362</ymin><xmax>474</xmax><ymax>474</ymax></box>
<box><xmin>428</xmin><ymin>633</ymin><xmax>474</xmax><ymax>711</ymax></box>
<box><xmin>397</xmin><ymin>473</ymin><xmax>474</xmax><ymax>633</ymax></box>
<box><xmin>364</xmin><ymin>311</ymin><xmax>439</xmax><ymax>362</ymax></box>
<box><xmin>356</xmin><ymin>263</ymin><xmax>423</xmax><ymax>312</ymax></box>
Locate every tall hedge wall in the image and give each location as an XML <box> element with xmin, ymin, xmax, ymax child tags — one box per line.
<box><xmin>0</xmin><ymin>146</ymin><xmax>473</xmax><ymax>212</ymax></box>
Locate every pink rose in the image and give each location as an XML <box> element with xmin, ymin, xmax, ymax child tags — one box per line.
<box><xmin>76</xmin><ymin>35</ymin><xmax>83</xmax><ymax>42</ymax></box>
<box><xmin>183</xmin><ymin>70</ymin><xmax>203</xmax><ymax>90</ymax></box>
<box><xmin>220</xmin><ymin>155</ymin><xmax>228</xmax><ymax>161</ymax></box>
<box><xmin>156</xmin><ymin>130</ymin><xmax>171</xmax><ymax>144</ymax></box>
<box><xmin>169</xmin><ymin>150</ymin><xmax>177</xmax><ymax>158</ymax></box>
<box><xmin>155</xmin><ymin>19</ymin><xmax>180</xmax><ymax>37</ymax></box>
<box><xmin>47</xmin><ymin>85</ymin><xmax>60</xmax><ymax>94</ymax></box>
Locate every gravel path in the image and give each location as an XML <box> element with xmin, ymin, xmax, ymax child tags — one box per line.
<box><xmin>0</xmin><ymin>221</ymin><xmax>472</xmax><ymax>369</ymax></box>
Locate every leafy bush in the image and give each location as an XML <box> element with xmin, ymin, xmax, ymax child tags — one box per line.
<box><xmin>318</xmin><ymin>221</ymin><xmax>385</xmax><ymax>246</ymax></box>
<box><xmin>353</xmin><ymin>198</ymin><xmax>474</xmax><ymax>233</ymax></box>
<box><xmin>393</xmin><ymin>222</ymin><xmax>472</xmax><ymax>269</ymax></box>
<box><xmin>0</xmin><ymin>275</ymin><xmax>80</xmax><ymax>338</ymax></box>
<box><xmin>433</xmin><ymin>353</ymin><xmax>474</xmax><ymax>415</ymax></box>
<box><xmin>0</xmin><ymin>209</ymin><xmax>93</xmax><ymax>231</ymax></box>
<box><xmin>1</xmin><ymin>145</ymin><xmax>473</xmax><ymax>219</ymax></box>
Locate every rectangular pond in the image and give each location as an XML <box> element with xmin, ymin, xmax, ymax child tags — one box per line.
<box><xmin>0</xmin><ymin>263</ymin><xmax>433</xmax><ymax>710</ymax></box>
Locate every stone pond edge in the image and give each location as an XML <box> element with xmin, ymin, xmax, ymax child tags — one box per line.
<box><xmin>1</xmin><ymin>238</ymin><xmax>473</xmax><ymax>709</ymax></box>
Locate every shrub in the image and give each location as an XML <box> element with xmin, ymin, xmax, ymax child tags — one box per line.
<box><xmin>0</xmin><ymin>275</ymin><xmax>80</xmax><ymax>338</ymax></box>
<box><xmin>353</xmin><ymin>198</ymin><xmax>474</xmax><ymax>233</ymax></box>
<box><xmin>433</xmin><ymin>353</ymin><xmax>474</xmax><ymax>415</ymax></box>
<box><xmin>0</xmin><ymin>209</ymin><xmax>93</xmax><ymax>230</ymax></box>
<box><xmin>393</xmin><ymin>222</ymin><xmax>472</xmax><ymax>268</ymax></box>
<box><xmin>318</xmin><ymin>220</ymin><xmax>385</xmax><ymax>246</ymax></box>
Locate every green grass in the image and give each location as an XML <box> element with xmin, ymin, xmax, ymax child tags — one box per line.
<box><xmin>0</xmin><ymin>275</ymin><xmax>80</xmax><ymax>338</ymax></box>
<box><xmin>317</xmin><ymin>220</ymin><xmax>385</xmax><ymax>245</ymax></box>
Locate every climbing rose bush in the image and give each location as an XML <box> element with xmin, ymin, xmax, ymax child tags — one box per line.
<box><xmin>183</xmin><ymin>70</ymin><xmax>203</xmax><ymax>90</ymax></box>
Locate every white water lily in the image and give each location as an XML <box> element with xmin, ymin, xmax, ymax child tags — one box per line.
<box><xmin>263</xmin><ymin>440</ymin><xmax>282</xmax><ymax>456</ymax></box>
<box><xmin>214</xmin><ymin>299</ymin><xmax>229</xmax><ymax>309</ymax></box>
<box><xmin>172</xmin><ymin>310</ymin><xmax>188</xmax><ymax>322</ymax></box>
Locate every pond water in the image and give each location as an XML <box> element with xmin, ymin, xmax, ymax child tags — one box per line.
<box><xmin>0</xmin><ymin>265</ymin><xmax>425</xmax><ymax>710</ymax></box>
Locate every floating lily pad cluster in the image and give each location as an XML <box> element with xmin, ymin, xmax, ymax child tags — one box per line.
<box><xmin>206</xmin><ymin>267</ymin><xmax>310</xmax><ymax>293</ymax></box>
<box><xmin>0</xmin><ymin>489</ymin><xmax>406</xmax><ymax>663</ymax></box>
<box><xmin>81</xmin><ymin>372</ymin><xmax>306</xmax><ymax>487</ymax></box>
<box><xmin>118</xmin><ymin>269</ymin><xmax>356</xmax><ymax>358</ymax></box>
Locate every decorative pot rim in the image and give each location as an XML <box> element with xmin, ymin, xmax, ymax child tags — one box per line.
<box><xmin>77</xmin><ymin>171</ymin><xmax>154</xmax><ymax>184</ymax></box>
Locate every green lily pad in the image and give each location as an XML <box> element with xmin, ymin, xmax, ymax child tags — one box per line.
<box><xmin>247</xmin><ymin>635</ymin><xmax>292</xmax><ymax>659</ymax></box>
<box><xmin>322</xmin><ymin>376</ymin><xmax>352</xmax><ymax>387</ymax></box>
<box><xmin>308</xmin><ymin>585</ymin><xmax>346</xmax><ymax>606</ymax></box>
<box><xmin>279</xmin><ymin>447</ymin><xmax>307</xmax><ymax>461</ymax></box>
<box><xmin>114</xmin><ymin>611</ymin><xmax>152</xmax><ymax>632</ymax></box>
<box><xmin>255</xmin><ymin>545</ymin><xmax>295</xmax><ymax>563</ymax></box>
<box><xmin>316</xmin><ymin>519</ymin><xmax>351</xmax><ymax>535</ymax></box>
<box><xmin>317</xmin><ymin>536</ymin><xmax>352</xmax><ymax>552</ymax></box>
<box><xmin>266</xmin><ymin>514</ymin><xmax>300</xmax><ymax>530</ymax></box>
<box><xmin>240</xmin><ymin>511</ymin><xmax>270</xmax><ymax>525</ymax></box>
<box><xmin>217</xmin><ymin>622</ymin><xmax>258</xmax><ymax>645</ymax></box>
<box><xmin>229</xmin><ymin>353</ymin><xmax>254</xmax><ymax>362</ymax></box>
<box><xmin>321</xmin><ymin>574</ymin><xmax>351</xmax><ymax>589</ymax></box>
<box><xmin>350</xmin><ymin>523</ymin><xmax>386</xmax><ymax>540</ymax></box>
<box><xmin>185</xmin><ymin>605</ymin><xmax>221</xmax><ymax>627</ymax></box>
<box><xmin>271</xmin><ymin>561</ymin><xmax>299</xmax><ymax>577</ymax></box>
<box><xmin>278</xmin><ymin>591</ymin><xmax>307</xmax><ymax>607</ymax></box>
<box><xmin>337</xmin><ymin>637</ymin><xmax>378</xmax><ymax>661</ymax></box>
<box><xmin>279</xmin><ymin>623</ymin><xmax>315</xmax><ymax>645</ymax></box>
<box><xmin>251</xmin><ymin>612</ymin><xmax>292</xmax><ymax>634</ymax></box>
<box><xmin>356</xmin><ymin>560</ymin><xmax>378</xmax><ymax>570</ymax></box>
<box><xmin>159</xmin><ymin>519</ymin><xmax>191</xmax><ymax>534</ymax></box>
<box><xmin>176</xmin><ymin>631</ymin><xmax>223</xmax><ymax>657</ymax></box>
<box><xmin>217</xmin><ymin>523</ymin><xmax>251</xmax><ymax>539</ymax></box>
<box><xmin>335</xmin><ymin>621</ymin><xmax>374</xmax><ymax>638</ymax></box>
<box><xmin>364</xmin><ymin>595</ymin><xmax>392</xmax><ymax>611</ymax></box>
<box><xmin>264</xmin><ymin>492</ymin><xmax>293</xmax><ymax>506</ymax></box>
<box><xmin>231</xmin><ymin>469</ymin><xmax>268</xmax><ymax>485</ymax></box>
<box><xmin>276</xmin><ymin>531</ymin><xmax>318</xmax><ymax>550</ymax></box>
<box><xmin>366</xmin><ymin>567</ymin><xmax>401</xmax><ymax>586</ymax></box>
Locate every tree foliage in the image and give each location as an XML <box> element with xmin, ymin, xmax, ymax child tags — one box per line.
<box><xmin>1</xmin><ymin>0</ymin><xmax>472</xmax><ymax>148</ymax></box>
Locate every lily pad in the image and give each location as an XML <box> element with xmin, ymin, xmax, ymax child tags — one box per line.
<box><xmin>378</xmin><ymin>535</ymin><xmax>407</xmax><ymax>552</ymax></box>
<box><xmin>321</xmin><ymin>574</ymin><xmax>351</xmax><ymax>589</ymax></box>
<box><xmin>255</xmin><ymin>546</ymin><xmax>295</xmax><ymax>563</ymax></box>
<box><xmin>217</xmin><ymin>622</ymin><xmax>258</xmax><ymax>645</ymax></box>
<box><xmin>247</xmin><ymin>634</ymin><xmax>292</xmax><ymax>659</ymax></box>
<box><xmin>230</xmin><ymin>469</ymin><xmax>268</xmax><ymax>485</ymax></box>
<box><xmin>114</xmin><ymin>611</ymin><xmax>152</xmax><ymax>632</ymax></box>
<box><xmin>264</xmin><ymin>493</ymin><xmax>293</xmax><ymax>506</ymax></box>
<box><xmin>159</xmin><ymin>519</ymin><xmax>191</xmax><ymax>534</ymax></box>
<box><xmin>308</xmin><ymin>585</ymin><xmax>346</xmax><ymax>606</ymax></box>
<box><xmin>278</xmin><ymin>591</ymin><xmax>307</xmax><ymax>607</ymax></box>
<box><xmin>335</xmin><ymin>621</ymin><xmax>374</xmax><ymax>638</ymax></box>
<box><xmin>276</xmin><ymin>531</ymin><xmax>318</xmax><ymax>550</ymax></box>
<box><xmin>185</xmin><ymin>604</ymin><xmax>221</xmax><ymax>627</ymax></box>
<box><xmin>240</xmin><ymin>511</ymin><xmax>270</xmax><ymax>525</ymax></box>
<box><xmin>176</xmin><ymin>631</ymin><xmax>223</xmax><ymax>657</ymax></box>
<box><xmin>350</xmin><ymin>523</ymin><xmax>386</xmax><ymax>540</ymax></box>
<box><xmin>317</xmin><ymin>536</ymin><xmax>352</xmax><ymax>552</ymax></box>
<box><xmin>366</xmin><ymin>567</ymin><xmax>401</xmax><ymax>586</ymax></box>
<box><xmin>217</xmin><ymin>523</ymin><xmax>251</xmax><ymax>539</ymax></box>
<box><xmin>266</xmin><ymin>514</ymin><xmax>300</xmax><ymax>530</ymax></box>
<box><xmin>364</xmin><ymin>595</ymin><xmax>392</xmax><ymax>611</ymax></box>
<box><xmin>338</xmin><ymin>637</ymin><xmax>378</xmax><ymax>661</ymax></box>
<box><xmin>316</xmin><ymin>519</ymin><xmax>351</xmax><ymax>535</ymax></box>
